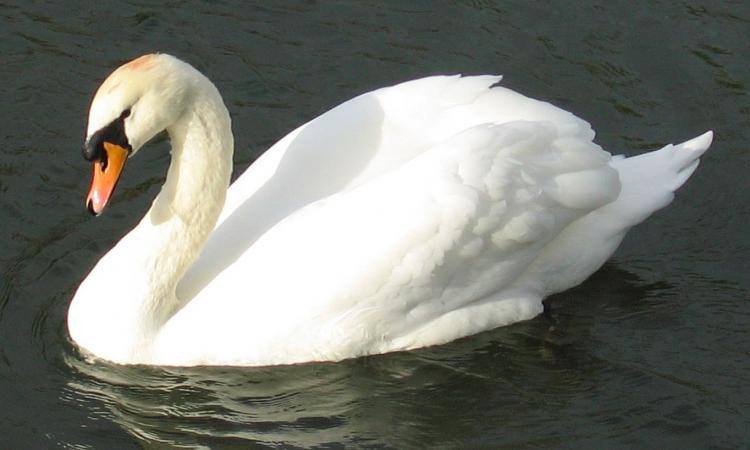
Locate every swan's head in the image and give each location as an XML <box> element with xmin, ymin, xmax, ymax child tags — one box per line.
<box><xmin>82</xmin><ymin>53</ymin><xmax>197</xmax><ymax>215</ymax></box>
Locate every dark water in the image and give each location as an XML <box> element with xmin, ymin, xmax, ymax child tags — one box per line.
<box><xmin>1</xmin><ymin>1</ymin><xmax>748</xmax><ymax>448</ymax></box>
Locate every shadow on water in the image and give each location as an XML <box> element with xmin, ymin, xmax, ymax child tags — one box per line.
<box><xmin>63</xmin><ymin>263</ymin><xmax>677</xmax><ymax>449</ymax></box>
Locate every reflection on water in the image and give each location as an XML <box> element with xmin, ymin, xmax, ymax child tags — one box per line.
<box><xmin>58</xmin><ymin>262</ymin><xmax>746</xmax><ymax>449</ymax></box>
<box><xmin>67</xmin><ymin>330</ymin><xmax>574</xmax><ymax>448</ymax></box>
<box><xmin>61</xmin><ymin>265</ymin><xmax>686</xmax><ymax>449</ymax></box>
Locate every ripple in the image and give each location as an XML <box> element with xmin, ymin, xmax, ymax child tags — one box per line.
<box><xmin>0</xmin><ymin>0</ymin><xmax>748</xmax><ymax>448</ymax></box>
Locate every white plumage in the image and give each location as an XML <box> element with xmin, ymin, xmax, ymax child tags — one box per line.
<box><xmin>69</xmin><ymin>54</ymin><xmax>712</xmax><ymax>366</ymax></box>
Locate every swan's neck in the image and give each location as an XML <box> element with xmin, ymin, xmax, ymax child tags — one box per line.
<box><xmin>141</xmin><ymin>95</ymin><xmax>233</xmax><ymax>321</ymax></box>
<box><xmin>70</xmin><ymin>85</ymin><xmax>233</xmax><ymax>363</ymax></box>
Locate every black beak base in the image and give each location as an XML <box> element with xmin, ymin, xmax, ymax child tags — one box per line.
<box><xmin>83</xmin><ymin>108</ymin><xmax>132</xmax><ymax>161</ymax></box>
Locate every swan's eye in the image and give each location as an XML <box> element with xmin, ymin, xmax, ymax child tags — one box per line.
<box><xmin>99</xmin><ymin>149</ymin><xmax>109</xmax><ymax>170</ymax></box>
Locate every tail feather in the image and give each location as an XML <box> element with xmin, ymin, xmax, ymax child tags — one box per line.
<box><xmin>605</xmin><ymin>130</ymin><xmax>713</xmax><ymax>227</ymax></box>
<box><xmin>658</xmin><ymin>130</ymin><xmax>713</xmax><ymax>190</ymax></box>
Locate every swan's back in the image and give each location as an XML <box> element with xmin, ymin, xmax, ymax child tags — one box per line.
<box><xmin>166</xmin><ymin>76</ymin><xmax>627</xmax><ymax>365</ymax></box>
<box><xmin>222</xmin><ymin>75</ymin><xmax>597</xmax><ymax>215</ymax></box>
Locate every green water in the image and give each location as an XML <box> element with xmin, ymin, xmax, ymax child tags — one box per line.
<box><xmin>0</xmin><ymin>1</ymin><xmax>747</xmax><ymax>448</ymax></box>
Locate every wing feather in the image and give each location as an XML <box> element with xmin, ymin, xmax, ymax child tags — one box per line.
<box><xmin>169</xmin><ymin>76</ymin><xmax>620</xmax><ymax>361</ymax></box>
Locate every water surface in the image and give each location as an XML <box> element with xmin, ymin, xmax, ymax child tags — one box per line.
<box><xmin>0</xmin><ymin>1</ymin><xmax>748</xmax><ymax>448</ymax></box>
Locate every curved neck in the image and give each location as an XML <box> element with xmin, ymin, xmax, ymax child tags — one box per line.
<box><xmin>141</xmin><ymin>93</ymin><xmax>233</xmax><ymax>320</ymax></box>
<box><xmin>70</xmin><ymin>83</ymin><xmax>233</xmax><ymax>363</ymax></box>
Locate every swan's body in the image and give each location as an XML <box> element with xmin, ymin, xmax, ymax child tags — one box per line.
<box><xmin>69</xmin><ymin>54</ymin><xmax>712</xmax><ymax>366</ymax></box>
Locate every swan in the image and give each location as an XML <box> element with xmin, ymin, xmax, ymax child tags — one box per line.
<box><xmin>69</xmin><ymin>53</ymin><xmax>712</xmax><ymax>366</ymax></box>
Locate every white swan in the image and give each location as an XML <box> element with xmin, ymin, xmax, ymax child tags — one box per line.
<box><xmin>69</xmin><ymin>54</ymin><xmax>712</xmax><ymax>366</ymax></box>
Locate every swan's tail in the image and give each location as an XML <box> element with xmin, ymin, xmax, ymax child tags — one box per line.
<box><xmin>605</xmin><ymin>130</ymin><xmax>713</xmax><ymax>227</ymax></box>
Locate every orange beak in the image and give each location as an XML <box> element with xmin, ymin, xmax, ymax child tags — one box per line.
<box><xmin>86</xmin><ymin>142</ymin><xmax>128</xmax><ymax>215</ymax></box>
